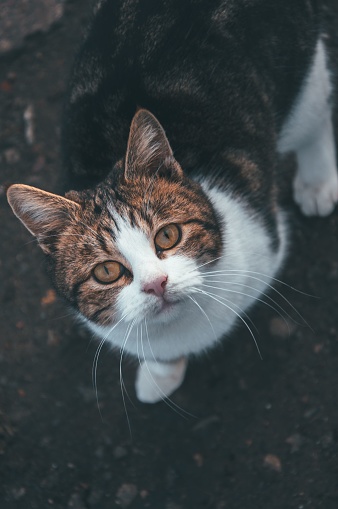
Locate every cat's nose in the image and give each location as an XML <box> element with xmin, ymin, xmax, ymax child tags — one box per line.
<box><xmin>143</xmin><ymin>275</ymin><xmax>168</xmax><ymax>297</ymax></box>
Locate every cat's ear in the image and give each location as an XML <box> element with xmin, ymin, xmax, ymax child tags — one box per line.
<box><xmin>124</xmin><ymin>109</ymin><xmax>183</xmax><ymax>180</ymax></box>
<box><xmin>7</xmin><ymin>184</ymin><xmax>81</xmax><ymax>254</ymax></box>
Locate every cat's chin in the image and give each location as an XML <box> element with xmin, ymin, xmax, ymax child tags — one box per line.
<box><xmin>147</xmin><ymin>299</ymin><xmax>182</xmax><ymax>325</ymax></box>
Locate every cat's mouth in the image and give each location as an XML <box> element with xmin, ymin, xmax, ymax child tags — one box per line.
<box><xmin>159</xmin><ymin>299</ymin><xmax>179</xmax><ymax>312</ymax></box>
<box><xmin>151</xmin><ymin>296</ymin><xmax>182</xmax><ymax>321</ymax></box>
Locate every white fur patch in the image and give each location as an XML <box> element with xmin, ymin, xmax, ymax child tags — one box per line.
<box><xmin>277</xmin><ymin>38</ymin><xmax>338</xmax><ymax>216</ymax></box>
<box><xmin>277</xmin><ymin>39</ymin><xmax>332</xmax><ymax>154</ymax></box>
<box><xmin>88</xmin><ymin>186</ymin><xmax>287</xmax><ymax>363</ymax></box>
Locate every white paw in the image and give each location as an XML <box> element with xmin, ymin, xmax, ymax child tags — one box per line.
<box><xmin>293</xmin><ymin>170</ymin><xmax>338</xmax><ymax>217</ymax></box>
<box><xmin>135</xmin><ymin>358</ymin><xmax>187</xmax><ymax>404</ymax></box>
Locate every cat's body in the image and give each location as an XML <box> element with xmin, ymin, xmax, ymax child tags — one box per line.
<box><xmin>7</xmin><ymin>0</ymin><xmax>338</xmax><ymax>402</ymax></box>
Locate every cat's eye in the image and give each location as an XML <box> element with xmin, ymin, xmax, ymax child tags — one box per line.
<box><xmin>155</xmin><ymin>223</ymin><xmax>181</xmax><ymax>251</ymax></box>
<box><xmin>93</xmin><ymin>261</ymin><xmax>125</xmax><ymax>284</ymax></box>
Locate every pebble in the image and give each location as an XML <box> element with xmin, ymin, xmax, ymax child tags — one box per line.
<box><xmin>47</xmin><ymin>330</ymin><xmax>60</xmax><ymax>347</ymax></box>
<box><xmin>115</xmin><ymin>483</ymin><xmax>138</xmax><ymax>508</ymax></box>
<box><xmin>313</xmin><ymin>343</ymin><xmax>324</xmax><ymax>354</ymax></box>
<box><xmin>263</xmin><ymin>454</ymin><xmax>282</xmax><ymax>472</ymax></box>
<box><xmin>192</xmin><ymin>415</ymin><xmax>220</xmax><ymax>433</ymax></box>
<box><xmin>113</xmin><ymin>445</ymin><xmax>128</xmax><ymax>459</ymax></box>
<box><xmin>41</xmin><ymin>289</ymin><xmax>57</xmax><ymax>306</ymax></box>
<box><xmin>77</xmin><ymin>385</ymin><xmax>98</xmax><ymax>404</ymax></box>
<box><xmin>166</xmin><ymin>503</ymin><xmax>182</xmax><ymax>509</ymax></box>
<box><xmin>269</xmin><ymin>317</ymin><xmax>295</xmax><ymax>338</ymax></box>
<box><xmin>67</xmin><ymin>493</ymin><xmax>86</xmax><ymax>509</ymax></box>
<box><xmin>285</xmin><ymin>433</ymin><xmax>303</xmax><ymax>453</ymax></box>
<box><xmin>24</xmin><ymin>104</ymin><xmax>35</xmax><ymax>145</ymax></box>
<box><xmin>319</xmin><ymin>432</ymin><xmax>333</xmax><ymax>449</ymax></box>
<box><xmin>4</xmin><ymin>147</ymin><xmax>20</xmax><ymax>164</ymax></box>
<box><xmin>303</xmin><ymin>407</ymin><xmax>317</xmax><ymax>419</ymax></box>
<box><xmin>11</xmin><ymin>487</ymin><xmax>26</xmax><ymax>500</ymax></box>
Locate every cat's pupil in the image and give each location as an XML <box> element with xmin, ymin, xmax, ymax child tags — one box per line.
<box><xmin>104</xmin><ymin>265</ymin><xmax>109</xmax><ymax>275</ymax></box>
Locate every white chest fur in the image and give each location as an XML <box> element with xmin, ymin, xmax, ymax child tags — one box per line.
<box><xmin>87</xmin><ymin>184</ymin><xmax>287</xmax><ymax>362</ymax></box>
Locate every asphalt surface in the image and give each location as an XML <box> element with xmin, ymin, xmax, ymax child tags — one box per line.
<box><xmin>1</xmin><ymin>1</ymin><xmax>338</xmax><ymax>508</ymax></box>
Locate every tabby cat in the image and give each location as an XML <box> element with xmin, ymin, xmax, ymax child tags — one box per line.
<box><xmin>7</xmin><ymin>0</ymin><xmax>338</xmax><ymax>402</ymax></box>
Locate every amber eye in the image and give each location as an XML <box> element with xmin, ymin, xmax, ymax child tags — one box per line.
<box><xmin>155</xmin><ymin>224</ymin><xmax>181</xmax><ymax>251</ymax></box>
<box><xmin>93</xmin><ymin>261</ymin><xmax>125</xmax><ymax>284</ymax></box>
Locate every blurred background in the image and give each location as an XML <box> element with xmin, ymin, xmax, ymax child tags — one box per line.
<box><xmin>0</xmin><ymin>1</ymin><xmax>338</xmax><ymax>508</ymax></box>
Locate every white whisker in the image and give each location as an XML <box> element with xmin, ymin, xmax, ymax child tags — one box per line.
<box><xmin>200</xmin><ymin>282</ymin><xmax>296</xmax><ymax>330</ymax></box>
<box><xmin>188</xmin><ymin>295</ymin><xmax>217</xmax><ymax>340</ymax></box>
<box><xmin>140</xmin><ymin>320</ymin><xmax>194</xmax><ymax>419</ymax></box>
<box><xmin>201</xmin><ymin>269</ymin><xmax>317</xmax><ymax>298</ymax></box>
<box><xmin>91</xmin><ymin>312</ymin><xmax>128</xmax><ymax>419</ymax></box>
<box><xmin>188</xmin><ymin>256</ymin><xmax>222</xmax><ymax>273</ymax></box>
<box><xmin>200</xmin><ymin>271</ymin><xmax>312</xmax><ymax>330</ymax></box>
<box><xmin>192</xmin><ymin>287</ymin><xmax>263</xmax><ymax>360</ymax></box>
<box><xmin>119</xmin><ymin>319</ymin><xmax>137</xmax><ymax>438</ymax></box>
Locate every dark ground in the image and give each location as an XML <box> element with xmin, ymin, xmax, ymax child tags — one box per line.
<box><xmin>1</xmin><ymin>1</ymin><xmax>338</xmax><ymax>508</ymax></box>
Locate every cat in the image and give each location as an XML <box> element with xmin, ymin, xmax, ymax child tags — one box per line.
<box><xmin>6</xmin><ymin>0</ymin><xmax>338</xmax><ymax>403</ymax></box>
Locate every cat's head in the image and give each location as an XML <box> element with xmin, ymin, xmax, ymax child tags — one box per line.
<box><xmin>7</xmin><ymin>110</ymin><xmax>222</xmax><ymax>329</ymax></box>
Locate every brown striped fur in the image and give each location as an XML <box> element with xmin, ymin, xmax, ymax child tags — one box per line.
<box><xmin>7</xmin><ymin>110</ymin><xmax>222</xmax><ymax>326</ymax></box>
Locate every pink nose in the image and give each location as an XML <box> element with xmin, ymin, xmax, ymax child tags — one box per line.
<box><xmin>143</xmin><ymin>275</ymin><xmax>168</xmax><ymax>297</ymax></box>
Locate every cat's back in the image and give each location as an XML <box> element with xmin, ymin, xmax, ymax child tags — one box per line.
<box><xmin>63</xmin><ymin>0</ymin><xmax>320</xmax><ymax>188</ymax></box>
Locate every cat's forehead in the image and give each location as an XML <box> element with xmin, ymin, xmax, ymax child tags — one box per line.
<box><xmin>93</xmin><ymin>177</ymin><xmax>185</xmax><ymax>228</ymax></box>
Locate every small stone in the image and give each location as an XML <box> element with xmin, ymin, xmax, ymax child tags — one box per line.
<box><xmin>12</xmin><ymin>487</ymin><xmax>26</xmax><ymax>500</ymax></box>
<box><xmin>0</xmin><ymin>39</ymin><xmax>11</xmax><ymax>53</ymax></box>
<box><xmin>77</xmin><ymin>385</ymin><xmax>98</xmax><ymax>404</ymax></box>
<box><xmin>313</xmin><ymin>343</ymin><xmax>324</xmax><ymax>354</ymax></box>
<box><xmin>47</xmin><ymin>330</ymin><xmax>60</xmax><ymax>347</ymax></box>
<box><xmin>4</xmin><ymin>148</ymin><xmax>20</xmax><ymax>164</ymax></box>
<box><xmin>192</xmin><ymin>415</ymin><xmax>220</xmax><ymax>433</ymax></box>
<box><xmin>286</xmin><ymin>433</ymin><xmax>303</xmax><ymax>453</ymax></box>
<box><xmin>303</xmin><ymin>407</ymin><xmax>317</xmax><ymax>419</ymax></box>
<box><xmin>0</xmin><ymin>80</ymin><xmax>13</xmax><ymax>92</ymax></box>
<box><xmin>269</xmin><ymin>317</ymin><xmax>295</xmax><ymax>338</ymax></box>
<box><xmin>68</xmin><ymin>493</ymin><xmax>86</xmax><ymax>509</ymax></box>
<box><xmin>24</xmin><ymin>104</ymin><xmax>35</xmax><ymax>145</ymax></box>
<box><xmin>263</xmin><ymin>454</ymin><xmax>282</xmax><ymax>472</ymax></box>
<box><xmin>41</xmin><ymin>289</ymin><xmax>57</xmax><ymax>306</ymax></box>
<box><xmin>319</xmin><ymin>432</ymin><xmax>333</xmax><ymax>449</ymax></box>
<box><xmin>165</xmin><ymin>503</ymin><xmax>182</xmax><ymax>509</ymax></box>
<box><xmin>116</xmin><ymin>483</ymin><xmax>138</xmax><ymax>508</ymax></box>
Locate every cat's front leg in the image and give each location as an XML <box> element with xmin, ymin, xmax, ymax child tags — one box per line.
<box><xmin>135</xmin><ymin>357</ymin><xmax>187</xmax><ymax>404</ymax></box>
<box><xmin>293</xmin><ymin>111</ymin><xmax>338</xmax><ymax>217</ymax></box>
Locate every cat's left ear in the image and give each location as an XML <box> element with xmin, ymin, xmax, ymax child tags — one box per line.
<box><xmin>124</xmin><ymin>109</ymin><xmax>183</xmax><ymax>181</ymax></box>
<box><xmin>7</xmin><ymin>184</ymin><xmax>81</xmax><ymax>254</ymax></box>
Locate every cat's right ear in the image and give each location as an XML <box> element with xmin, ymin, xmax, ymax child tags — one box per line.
<box><xmin>6</xmin><ymin>184</ymin><xmax>81</xmax><ymax>254</ymax></box>
<box><xmin>124</xmin><ymin>109</ymin><xmax>183</xmax><ymax>181</ymax></box>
